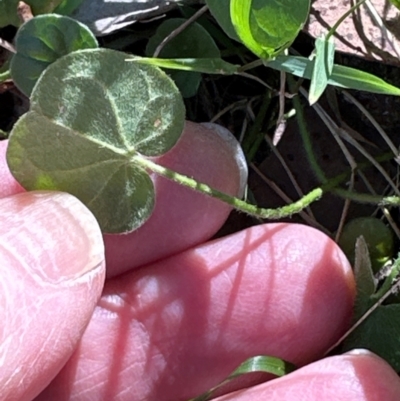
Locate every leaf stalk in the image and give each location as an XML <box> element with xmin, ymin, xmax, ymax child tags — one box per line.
<box><xmin>132</xmin><ymin>155</ymin><xmax>323</xmax><ymax>219</ymax></box>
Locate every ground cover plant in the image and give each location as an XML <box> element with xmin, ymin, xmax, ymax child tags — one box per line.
<box><xmin>2</xmin><ymin>0</ymin><xmax>400</xmax><ymax>396</ymax></box>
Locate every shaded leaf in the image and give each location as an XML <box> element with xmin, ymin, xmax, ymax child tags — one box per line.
<box><xmin>7</xmin><ymin>49</ymin><xmax>185</xmax><ymax>233</ymax></box>
<box><xmin>342</xmin><ymin>304</ymin><xmax>400</xmax><ymax>372</ymax></box>
<box><xmin>354</xmin><ymin>237</ymin><xmax>377</xmax><ymax>298</ymax></box>
<box><xmin>0</xmin><ymin>0</ymin><xmax>64</xmax><ymax>27</ymax></box>
<box><xmin>352</xmin><ymin>237</ymin><xmax>378</xmax><ymax>319</ymax></box>
<box><xmin>10</xmin><ymin>14</ymin><xmax>98</xmax><ymax>96</ymax></box>
<box><xmin>54</xmin><ymin>0</ymin><xmax>85</xmax><ymax>15</ymax></box>
<box><xmin>205</xmin><ymin>0</ymin><xmax>240</xmax><ymax>41</ymax></box>
<box><xmin>339</xmin><ymin>217</ymin><xmax>394</xmax><ymax>273</ymax></box>
<box><xmin>146</xmin><ymin>18</ymin><xmax>220</xmax><ymax>98</ymax></box>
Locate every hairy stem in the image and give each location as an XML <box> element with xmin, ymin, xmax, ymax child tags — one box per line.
<box><xmin>132</xmin><ymin>155</ymin><xmax>323</xmax><ymax>219</ymax></box>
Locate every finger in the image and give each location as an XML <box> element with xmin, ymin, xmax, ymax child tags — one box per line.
<box><xmin>215</xmin><ymin>351</ymin><xmax>400</xmax><ymax>401</ymax></box>
<box><xmin>0</xmin><ymin>140</ymin><xmax>24</xmax><ymax>198</ymax></box>
<box><xmin>0</xmin><ymin>192</ymin><xmax>105</xmax><ymax>401</ymax></box>
<box><xmin>104</xmin><ymin>121</ymin><xmax>247</xmax><ymax>277</ymax></box>
<box><xmin>35</xmin><ymin>223</ymin><xmax>355</xmax><ymax>401</ymax></box>
<box><xmin>0</xmin><ymin>122</ymin><xmax>247</xmax><ymax>278</ymax></box>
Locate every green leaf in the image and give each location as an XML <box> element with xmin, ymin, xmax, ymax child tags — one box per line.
<box><xmin>309</xmin><ymin>35</ymin><xmax>335</xmax><ymax>105</ymax></box>
<box><xmin>352</xmin><ymin>237</ymin><xmax>378</xmax><ymax>319</ymax></box>
<box><xmin>354</xmin><ymin>237</ymin><xmax>377</xmax><ymax>298</ymax></box>
<box><xmin>230</xmin><ymin>0</ymin><xmax>310</xmax><ymax>59</ymax></box>
<box><xmin>129</xmin><ymin>57</ymin><xmax>238</xmax><ymax>75</ymax></box>
<box><xmin>146</xmin><ymin>18</ymin><xmax>220</xmax><ymax>98</ymax></box>
<box><xmin>389</xmin><ymin>0</ymin><xmax>400</xmax><ymax>10</ymax></box>
<box><xmin>342</xmin><ymin>304</ymin><xmax>400</xmax><ymax>372</ymax></box>
<box><xmin>227</xmin><ymin>355</ymin><xmax>296</xmax><ymax>378</ymax></box>
<box><xmin>7</xmin><ymin>48</ymin><xmax>185</xmax><ymax>233</ymax></box>
<box><xmin>230</xmin><ymin>0</ymin><xmax>270</xmax><ymax>59</ymax></box>
<box><xmin>267</xmin><ymin>56</ymin><xmax>400</xmax><ymax>96</ymax></box>
<box><xmin>53</xmin><ymin>0</ymin><xmax>85</xmax><ymax>15</ymax></box>
<box><xmin>0</xmin><ymin>0</ymin><xmax>64</xmax><ymax>27</ymax></box>
<box><xmin>191</xmin><ymin>355</ymin><xmax>296</xmax><ymax>401</ymax></box>
<box><xmin>339</xmin><ymin>217</ymin><xmax>394</xmax><ymax>273</ymax></box>
<box><xmin>205</xmin><ymin>0</ymin><xmax>240</xmax><ymax>41</ymax></box>
<box><xmin>10</xmin><ymin>14</ymin><xmax>98</xmax><ymax>96</ymax></box>
<box><xmin>0</xmin><ymin>128</ymin><xmax>8</xmax><ymax>139</ymax></box>
<box><xmin>0</xmin><ymin>69</ymin><xmax>11</xmax><ymax>83</ymax></box>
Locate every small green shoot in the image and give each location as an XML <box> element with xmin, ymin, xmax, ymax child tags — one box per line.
<box><xmin>189</xmin><ymin>355</ymin><xmax>296</xmax><ymax>401</ymax></box>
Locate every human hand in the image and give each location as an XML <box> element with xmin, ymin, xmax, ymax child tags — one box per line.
<box><xmin>1</xmin><ymin>123</ymin><xmax>400</xmax><ymax>401</ymax></box>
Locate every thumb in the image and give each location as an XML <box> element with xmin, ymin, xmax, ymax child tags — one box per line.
<box><xmin>0</xmin><ymin>191</ymin><xmax>105</xmax><ymax>401</ymax></box>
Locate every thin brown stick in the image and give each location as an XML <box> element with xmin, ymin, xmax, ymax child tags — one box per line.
<box><xmin>153</xmin><ymin>5</ymin><xmax>209</xmax><ymax>57</ymax></box>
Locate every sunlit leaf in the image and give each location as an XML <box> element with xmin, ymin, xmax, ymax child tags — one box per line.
<box><xmin>10</xmin><ymin>14</ymin><xmax>98</xmax><ymax>96</ymax></box>
<box><xmin>227</xmin><ymin>355</ymin><xmax>296</xmax><ymax>378</ymax></box>
<box><xmin>190</xmin><ymin>355</ymin><xmax>296</xmax><ymax>401</ymax></box>
<box><xmin>230</xmin><ymin>0</ymin><xmax>270</xmax><ymax>58</ymax></box>
<box><xmin>230</xmin><ymin>0</ymin><xmax>310</xmax><ymax>59</ymax></box>
<box><xmin>7</xmin><ymin>49</ymin><xmax>185</xmax><ymax>233</ymax></box>
<box><xmin>267</xmin><ymin>56</ymin><xmax>400</xmax><ymax>96</ymax></box>
<box><xmin>309</xmin><ymin>35</ymin><xmax>335</xmax><ymax>105</ymax></box>
<box><xmin>129</xmin><ymin>57</ymin><xmax>238</xmax><ymax>75</ymax></box>
<box><xmin>389</xmin><ymin>0</ymin><xmax>400</xmax><ymax>10</ymax></box>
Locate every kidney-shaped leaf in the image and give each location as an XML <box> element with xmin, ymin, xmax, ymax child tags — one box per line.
<box><xmin>146</xmin><ymin>18</ymin><xmax>220</xmax><ymax>98</ymax></box>
<box><xmin>231</xmin><ymin>0</ymin><xmax>310</xmax><ymax>58</ymax></box>
<box><xmin>7</xmin><ymin>48</ymin><xmax>186</xmax><ymax>233</ymax></box>
<box><xmin>206</xmin><ymin>0</ymin><xmax>240</xmax><ymax>41</ymax></box>
<box><xmin>342</xmin><ymin>303</ymin><xmax>400</xmax><ymax>372</ymax></box>
<box><xmin>10</xmin><ymin>14</ymin><xmax>98</xmax><ymax>96</ymax></box>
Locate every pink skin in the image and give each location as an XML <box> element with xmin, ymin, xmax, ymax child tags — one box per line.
<box><xmin>0</xmin><ymin>123</ymin><xmax>399</xmax><ymax>401</ymax></box>
<box><xmin>103</xmin><ymin>121</ymin><xmax>244</xmax><ymax>277</ymax></box>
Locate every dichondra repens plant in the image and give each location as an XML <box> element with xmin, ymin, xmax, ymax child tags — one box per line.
<box><xmin>6</xmin><ymin>48</ymin><xmax>322</xmax><ymax>233</ymax></box>
<box><xmin>5</xmin><ymin>1</ymin><xmax>400</xmax><ymax>234</ymax></box>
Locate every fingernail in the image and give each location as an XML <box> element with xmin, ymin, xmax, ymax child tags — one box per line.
<box><xmin>0</xmin><ymin>191</ymin><xmax>105</xmax><ymax>282</ymax></box>
<box><xmin>345</xmin><ymin>349</ymin><xmax>374</xmax><ymax>356</ymax></box>
<box><xmin>201</xmin><ymin>123</ymin><xmax>248</xmax><ymax>198</ymax></box>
